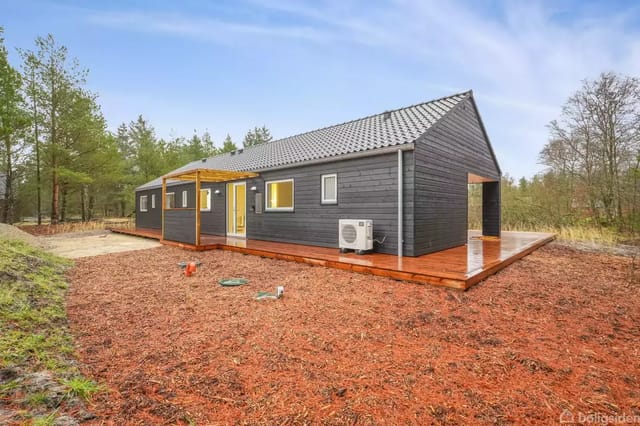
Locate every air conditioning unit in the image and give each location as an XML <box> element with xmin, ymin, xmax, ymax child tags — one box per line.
<box><xmin>339</xmin><ymin>219</ymin><xmax>373</xmax><ymax>254</ymax></box>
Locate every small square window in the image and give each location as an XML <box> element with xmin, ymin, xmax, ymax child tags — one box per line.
<box><xmin>165</xmin><ymin>192</ymin><xmax>175</xmax><ymax>209</ymax></box>
<box><xmin>321</xmin><ymin>174</ymin><xmax>337</xmax><ymax>204</ymax></box>
<box><xmin>182</xmin><ymin>190</ymin><xmax>188</xmax><ymax>208</ymax></box>
<box><xmin>139</xmin><ymin>195</ymin><xmax>148</xmax><ymax>212</ymax></box>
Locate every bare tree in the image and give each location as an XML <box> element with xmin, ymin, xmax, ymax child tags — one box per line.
<box><xmin>541</xmin><ymin>72</ymin><xmax>640</xmax><ymax>229</ymax></box>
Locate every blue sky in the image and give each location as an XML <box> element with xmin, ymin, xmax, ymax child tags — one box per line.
<box><xmin>2</xmin><ymin>0</ymin><xmax>640</xmax><ymax>178</ymax></box>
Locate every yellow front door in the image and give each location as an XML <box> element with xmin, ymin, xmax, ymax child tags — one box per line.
<box><xmin>226</xmin><ymin>182</ymin><xmax>246</xmax><ymax>237</ymax></box>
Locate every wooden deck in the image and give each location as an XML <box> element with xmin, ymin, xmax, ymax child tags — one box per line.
<box><xmin>111</xmin><ymin>228</ymin><xmax>555</xmax><ymax>290</ymax></box>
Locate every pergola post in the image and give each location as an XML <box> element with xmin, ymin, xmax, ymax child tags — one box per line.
<box><xmin>161</xmin><ymin>176</ymin><xmax>167</xmax><ymax>241</ymax></box>
<box><xmin>195</xmin><ymin>170</ymin><xmax>201</xmax><ymax>246</ymax></box>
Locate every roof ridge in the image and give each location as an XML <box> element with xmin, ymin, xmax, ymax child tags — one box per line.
<box><xmin>278</xmin><ymin>90</ymin><xmax>472</xmax><ymax>141</ymax></box>
<box><xmin>213</xmin><ymin>90</ymin><xmax>471</xmax><ymax>159</ymax></box>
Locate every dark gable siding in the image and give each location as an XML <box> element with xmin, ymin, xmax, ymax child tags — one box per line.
<box><xmin>244</xmin><ymin>151</ymin><xmax>414</xmax><ymax>256</ymax></box>
<box><xmin>413</xmin><ymin>96</ymin><xmax>500</xmax><ymax>256</ymax></box>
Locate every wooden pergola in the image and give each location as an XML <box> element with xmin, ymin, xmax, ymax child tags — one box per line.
<box><xmin>161</xmin><ymin>168</ymin><xmax>259</xmax><ymax>245</ymax></box>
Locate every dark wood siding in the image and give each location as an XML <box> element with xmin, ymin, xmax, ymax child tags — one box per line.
<box><xmin>164</xmin><ymin>209</ymin><xmax>196</xmax><ymax>244</ymax></box>
<box><xmin>482</xmin><ymin>181</ymin><xmax>501</xmax><ymax>237</ymax></box>
<box><xmin>245</xmin><ymin>151</ymin><xmax>414</xmax><ymax>255</ymax></box>
<box><xmin>135</xmin><ymin>182</ymin><xmax>198</xmax><ymax>231</ymax></box>
<box><xmin>200</xmin><ymin>182</ymin><xmax>226</xmax><ymax>236</ymax></box>
<box><xmin>413</xmin><ymin>97</ymin><xmax>500</xmax><ymax>255</ymax></box>
<box><xmin>135</xmin><ymin>188</ymin><xmax>162</xmax><ymax>229</ymax></box>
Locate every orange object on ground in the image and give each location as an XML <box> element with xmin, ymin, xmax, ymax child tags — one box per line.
<box><xmin>185</xmin><ymin>261</ymin><xmax>197</xmax><ymax>277</ymax></box>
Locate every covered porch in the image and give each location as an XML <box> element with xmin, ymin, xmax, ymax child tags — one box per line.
<box><xmin>161</xmin><ymin>168</ymin><xmax>258</xmax><ymax>246</ymax></box>
<box><xmin>110</xmin><ymin>227</ymin><xmax>554</xmax><ymax>290</ymax></box>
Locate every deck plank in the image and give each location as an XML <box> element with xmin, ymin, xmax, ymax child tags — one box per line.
<box><xmin>110</xmin><ymin>228</ymin><xmax>554</xmax><ymax>290</ymax></box>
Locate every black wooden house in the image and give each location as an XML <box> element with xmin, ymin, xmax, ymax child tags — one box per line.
<box><xmin>134</xmin><ymin>91</ymin><xmax>501</xmax><ymax>257</ymax></box>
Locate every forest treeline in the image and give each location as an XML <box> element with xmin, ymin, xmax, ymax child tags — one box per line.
<box><xmin>1</xmin><ymin>29</ymin><xmax>639</xmax><ymax>239</ymax></box>
<box><xmin>470</xmin><ymin>72</ymin><xmax>640</xmax><ymax>239</ymax></box>
<box><xmin>0</xmin><ymin>29</ymin><xmax>272</xmax><ymax>223</ymax></box>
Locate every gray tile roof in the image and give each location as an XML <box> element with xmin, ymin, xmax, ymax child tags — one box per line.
<box><xmin>137</xmin><ymin>91</ymin><xmax>470</xmax><ymax>190</ymax></box>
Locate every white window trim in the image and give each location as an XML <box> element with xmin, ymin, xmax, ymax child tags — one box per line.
<box><xmin>200</xmin><ymin>188</ymin><xmax>211</xmax><ymax>212</ymax></box>
<box><xmin>321</xmin><ymin>173</ymin><xmax>338</xmax><ymax>205</ymax></box>
<box><xmin>165</xmin><ymin>192</ymin><xmax>175</xmax><ymax>209</ymax></box>
<box><xmin>182</xmin><ymin>190</ymin><xmax>188</xmax><ymax>208</ymax></box>
<box><xmin>265</xmin><ymin>178</ymin><xmax>294</xmax><ymax>212</ymax></box>
<box><xmin>139</xmin><ymin>195</ymin><xmax>148</xmax><ymax>212</ymax></box>
<box><xmin>151</xmin><ymin>194</ymin><xmax>156</xmax><ymax>209</ymax></box>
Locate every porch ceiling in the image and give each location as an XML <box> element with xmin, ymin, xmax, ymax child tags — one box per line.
<box><xmin>163</xmin><ymin>168</ymin><xmax>258</xmax><ymax>182</ymax></box>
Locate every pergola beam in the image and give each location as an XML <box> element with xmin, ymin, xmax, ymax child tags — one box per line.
<box><xmin>164</xmin><ymin>168</ymin><xmax>258</xmax><ymax>183</ymax></box>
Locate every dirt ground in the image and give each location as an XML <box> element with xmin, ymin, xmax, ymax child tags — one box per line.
<box><xmin>66</xmin><ymin>243</ymin><xmax>640</xmax><ymax>425</ymax></box>
<box><xmin>44</xmin><ymin>231</ymin><xmax>161</xmax><ymax>259</ymax></box>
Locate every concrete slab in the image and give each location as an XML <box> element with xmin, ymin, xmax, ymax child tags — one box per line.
<box><xmin>44</xmin><ymin>231</ymin><xmax>161</xmax><ymax>259</ymax></box>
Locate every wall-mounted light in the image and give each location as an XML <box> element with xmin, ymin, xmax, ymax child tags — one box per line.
<box><xmin>214</xmin><ymin>189</ymin><xmax>221</xmax><ymax>195</ymax></box>
<box><xmin>250</xmin><ymin>186</ymin><xmax>257</xmax><ymax>191</ymax></box>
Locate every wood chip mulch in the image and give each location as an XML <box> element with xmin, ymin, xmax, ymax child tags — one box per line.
<box><xmin>66</xmin><ymin>243</ymin><xmax>640</xmax><ymax>425</ymax></box>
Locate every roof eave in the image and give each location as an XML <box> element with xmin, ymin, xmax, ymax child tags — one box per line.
<box><xmin>136</xmin><ymin>143</ymin><xmax>415</xmax><ymax>191</ymax></box>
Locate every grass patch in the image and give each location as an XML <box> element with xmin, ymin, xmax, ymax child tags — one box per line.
<box><xmin>0</xmin><ymin>238</ymin><xmax>99</xmax><ymax>423</ymax></box>
<box><xmin>62</xmin><ymin>376</ymin><xmax>102</xmax><ymax>401</ymax></box>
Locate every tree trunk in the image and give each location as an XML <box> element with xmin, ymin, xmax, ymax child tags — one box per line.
<box><xmin>60</xmin><ymin>185</ymin><xmax>67</xmax><ymax>222</ymax></box>
<box><xmin>2</xmin><ymin>137</ymin><xmax>12</xmax><ymax>224</ymax></box>
<box><xmin>88</xmin><ymin>194</ymin><xmax>95</xmax><ymax>221</ymax></box>
<box><xmin>80</xmin><ymin>185</ymin><xmax>87</xmax><ymax>222</ymax></box>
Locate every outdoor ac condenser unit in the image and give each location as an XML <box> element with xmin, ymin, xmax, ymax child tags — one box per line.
<box><xmin>338</xmin><ymin>219</ymin><xmax>373</xmax><ymax>254</ymax></box>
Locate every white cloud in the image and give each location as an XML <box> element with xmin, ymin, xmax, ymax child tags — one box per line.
<box><xmin>87</xmin><ymin>10</ymin><xmax>339</xmax><ymax>44</ymax></box>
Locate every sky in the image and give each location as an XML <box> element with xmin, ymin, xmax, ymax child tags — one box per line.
<box><xmin>2</xmin><ymin>0</ymin><xmax>640</xmax><ymax>178</ymax></box>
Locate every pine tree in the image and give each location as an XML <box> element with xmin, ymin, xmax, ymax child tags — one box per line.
<box><xmin>243</xmin><ymin>125</ymin><xmax>272</xmax><ymax>148</ymax></box>
<box><xmin>221</xmin><ymin>134</ymin><xmax>238</xmax><ymax>153</ymax></box>
<box><xmin>0</xmin><ymin>27</ymin><xmax>29</xmax><ymax>223</ymax></box>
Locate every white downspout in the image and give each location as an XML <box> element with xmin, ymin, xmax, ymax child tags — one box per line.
<box><xmin>397</xmin><ymin>149</ymin><xmax>403</xmax><ymax>258</ymax></box>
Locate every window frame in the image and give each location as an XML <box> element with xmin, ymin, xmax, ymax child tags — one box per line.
<box><xmin>139</xmin><ymin>195</ymin><xmax>148</xmax><ymax>212</ymax></box>
<box><xmin>151</xmin><ymin>194</ymin><xmax>156</xmax><ymax>209</ymax></box>
<box><xmin>181</xmin><ymin>190</ymin><xmax>188</xmax><ymax>208</ymax></box>
<box><xmin>165</xmin><ymin>192</ymin><xmax>175</xmax><ymax>209</ymax></box>
<box><xmin>265</xmin><ymin>178</ymin><xmax>295</xmax><ymax>212</ymax></box>
<box><xmin>321</xmin><ymin>173</ymin><xmax>338</xmax><ymax>205</ymax></box>
<box><xmin>200</xmin><ymin>188</ymin><xmax>212</xmax><ymax>212</ymax></box>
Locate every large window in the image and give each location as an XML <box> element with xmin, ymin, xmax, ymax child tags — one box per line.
<box><xmin>182</xmin><ymin>190</ymin><xmax>188</xmax><ymax>207</ymax></box>
<box><xmin>265</xmin><ymin>179</ymin><xmax>294</xmax><ymax>211</ymax></box>
<box><xmin>321</xmin><ymin>173</ymin><xmax>337</xmax><ymax>204</ymax></box>
<box><xmin>200</xmin><ymin>188</ymin><xmax>211</xmax><ymax>211</ymax></box>
<box><xmin>165</xmin><ymin>192</ymin><xmax>175</xmax><ymax>209</ymax></box>
<box><xmin>139</xmin><ymin>195</ymin><xmax>148</xmax><ymax>212</ymax></box>
<box><xmin>151</xmin><ymin>194</ymin><xmax>156</xmax><ymax>209</ymax></box>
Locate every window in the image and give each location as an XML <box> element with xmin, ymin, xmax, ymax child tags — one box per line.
<box><xmin>265</xmin><ymin>179</ymin><xmax>294</xmax><ymax>211</ymax></box>
<box><xmin>182</xmin><ymin>190</ymin><xmax>188</xmax><ymax>207</ymax></box>
<box><xmin>139</xmin><ymin>195</ymin><xmax>148</xmax><ymax>212</ymax></box>
<box><xmin>165</xmin><ymin>192</ymin><xmax>175</xmax><ymax>209</ymax></box>
<box><xmin>321</xmin><ymin>173</ymin><xmax>337</xmax><ymax>204</ymax></box>
<box><xmin>200</xmin><ymin>188</ymin><xmax>211</xmax><ymax>211</ymax></box>
<box><xmin>151</xmin><ymin>194</ymin><xmax>156</xmax><ymax>209</ymax></box>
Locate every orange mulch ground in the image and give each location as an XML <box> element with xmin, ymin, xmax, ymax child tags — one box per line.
<box><xmin>66</xmin><ymin>243</ymin><xmax>640</xmax><ymax>425</ymax></box>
